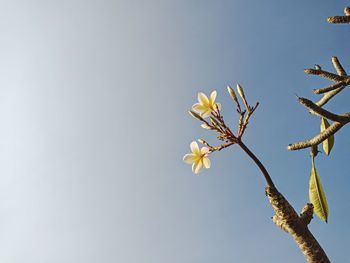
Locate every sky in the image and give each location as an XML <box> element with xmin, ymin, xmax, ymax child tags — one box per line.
<box><xmin>0</xmin><ymin>0</ymin><xmax>349</xmax><ymax>262</ymax></box>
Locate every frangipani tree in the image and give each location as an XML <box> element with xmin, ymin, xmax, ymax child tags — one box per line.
<box><xmin>183</xmin><ymin>6</ymin><xmax>350</xmax><ymax>263</ymax></box>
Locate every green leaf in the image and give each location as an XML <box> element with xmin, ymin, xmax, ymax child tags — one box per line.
<box><xmin>320</xmin><ymin>117</ymin><xmax>334</xmax><ymax>155</ymax></box>
<box><xmin>309</xmin><ymin>157</ymin><xmax>329</xmax><ymax>223</ymax></box>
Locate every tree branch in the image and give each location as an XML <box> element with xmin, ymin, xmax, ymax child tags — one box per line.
<box><xmin>298</xmin><ymin>97</ymin><xmax>350</xmax><ymax>123</ymax></box>
<box><xmin>288</xmin><ymin>55</ymin><xmax>350</xmax><ymax>151</ymax></box>
<box><xmin>331</xmin><ymin>56</ymin><xmax>347</xmax><ymax>76</ymax></box>
<box><xmin>288</xmin><ymin>121</ymin><xmax>344</xmax><ymax>150</ymax></box>
<box><xmin>328</xmin><ymin>7</ymin><xmax>350</xmax><ymax>24</ymax></box>
<box><xmin>237</xmin><ymin>140</ymin><xmax>275</xmax><ymax>188</ymax></box>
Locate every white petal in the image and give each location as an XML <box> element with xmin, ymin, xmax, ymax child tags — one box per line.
<box><xmin>183</xmin><ymin>154</ymin><xmax>197</xmax><ymax>164</ymax></box>
<box><xmin>210</xmin><ymin>90</ymin><xmax>217</xmax><ymax>103</ymax></box>
<box><xmin>192</xmin><ymin>103</ymin><xmax>206</xmax><ymax>113</ymax></box>
<box><xmin>201</xmin><ymin>147</ymin><xmax>209</xmax><ymax>154</ymax></box>
<box><xmin>192</xmin><ymin>160</ymin><xmax>203</xmax><ymax>174</ymax></box>
<box><xmin>201</xmin><ymin>109</ymin><xmax>212</xmax><ymax>118</ymax></box>
<box><xmin>198</xmin><ymin>92</ymin><xmax>209</xmax><ymax>105</ymax></box>
<box><xmin>190</xmin><ymin>141</ymin><xmax>200</xmax><ymax>155</ymax></box>
<box><xmin>191</xmin><ymin>163</ymin><xmax>196</xmax><ymax>173</ymax></box>
<box><xmin>202</xmin><ymin>157</ymin><xmax>211</xmax><ymax>169</ymax></box>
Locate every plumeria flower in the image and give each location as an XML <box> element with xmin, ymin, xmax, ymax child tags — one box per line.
<box><xmin>183</xmin><ymin>141</ymin><xmax>211</xmax><ymax>174</ymax></box>
<box><xmin>192</xmin><ymin>91</ymin><xmax>221</xmax><ymax>118</ymax></box>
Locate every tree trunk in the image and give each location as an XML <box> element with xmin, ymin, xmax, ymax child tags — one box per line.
<box><xmin>265</xmin><ymin>186</ymin><xmax>330</xmax><ymax>263</ymax></box>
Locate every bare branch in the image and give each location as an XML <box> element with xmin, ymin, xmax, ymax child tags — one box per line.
<box><xmin>332</xmin><ymin>56</ymin><xmax>347</xmax><ymax>76</ymax></box>
<box><xmin>313</xmin><ymin>81</ymin><xmax>346</xmax><ymax>94</ymax></box>
<box><xmin>327</xmin><ymin>16</ymin><xmax>350</xmax><ymax>24</ymax></box>
<box><xmin>298</xmin><ymin>97</ymin><xmax>350</xmax><ymax>123</ymax></box>
<box><xmin>316</xmin><ymin>85</ymin><xmax>347</xmax><ymax>107</ymax></box>
<box><xmin>308</xmin><ymin>57</ymin><xmax>350</xmax><ymax>107</ymax></box>
<box><xmin>304</xmin><ymin>68</ymin><xmax>344</xmax><ymax>82</ymax></box>
<box><xmin>289</xmin><ymin>55</ymin><xmax>350</xmax><ymax>151</ymax></box>
<box><xmin>327</xmin><ymin>6</ymin><xmax>350</xmax><ymax>24</ymax></box>
<box><xmin>300</xmin><ymin>203</ymin><xmax>314</xmax><ymax>226</ymax></box>
<box><xmin>288</xmin><ymin>121</ymin><xmax>344</xmax><ymax>150</ymax></box>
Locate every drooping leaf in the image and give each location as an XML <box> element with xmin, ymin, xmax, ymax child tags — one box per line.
<box><xmin>320</xmin><ymin>117</ymin><xmax>334</xmax><ymax>155</ymax></box>
<box><xmin>309</xmin><ymin>157</ymin><xmax>329</xmax><ymax>222</ymax></box>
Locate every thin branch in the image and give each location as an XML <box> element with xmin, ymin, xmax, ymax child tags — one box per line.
<box><xmin>239</xmin><ymin>102</ymin><xmax>259</xmax><ymax>138</ymax></box>
<box><xmin>304</xmin><ymin>68</ymin><xmax>344</xmax><ymax>82</ymax></box>
<box><xmin>327</xmin><ymin>6</ymin><xmax>350</xmax><ymax>24</ymax></box>
<box><xmin>298</xmin><ymin>97</ymin><xmax>350</xmax><ymax>123</ymax></box>
<box><xmin>237</xmin><ymin>140</ymin><xmax>275</xmax><ymax>188</ymax></box>
<box><xmin>313</xmin><ymin>81</ymin><xmax>346</xmax><ymax>94</ymax></box>
<box><xmin>316</xmin><ymin>85</ymin><xmax>347</xmax><ymax>107</ymax></box>
<box><xmin>327</xmin><ymin>16</ymin><xmax>350</xmax><ymax>24</ymax></box>
<box><xmin>213</xmin><ymin>141</ymin><xmax>235</xmax><ymax>151</ymax></box>
<box><xmin>311</xmin><ymin>57</ymin><xmax>350</xmax><ymax>107</ymax></box>
<box><xmin>332</xmin><ymin>56</ymin><xmax>347</xmax><ymax>76</ymax></box>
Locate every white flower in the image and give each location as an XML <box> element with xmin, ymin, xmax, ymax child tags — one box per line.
<box><xmin>183</xmin><ymin>141</ymin><xmax>211</xmax><ymax>174</ymax></box>
<box><xmin>192</xmin><ymin>91</ymin><xmax>221</xmax><ymax>118</ymax></box>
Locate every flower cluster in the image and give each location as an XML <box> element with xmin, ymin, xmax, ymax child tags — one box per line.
<box><xmin>182</xmin><ymin>90</ymin><xmax>221</xmax><ymax>174</ymax></box>
<box><xmin>183</xmin><ymin>85</ymin><xmax>258</xmax><ymax>174</ymax></box>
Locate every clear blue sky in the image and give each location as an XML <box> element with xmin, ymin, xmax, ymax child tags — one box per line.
<box><xmin>0</xmin><ymin>0</ymin><xmax>349</xmax><ymax>262</ymax></box>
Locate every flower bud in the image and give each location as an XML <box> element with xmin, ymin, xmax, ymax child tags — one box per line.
<box><xmin>189</xmin><ymin>110</ymin><xmax>205</xmax><ymax>122</ymax></box>
<box><xmin>236</xmin><ymin>83</ymin><xmax>245</xmax><ymax>99</ymax></box>
<box><xmin>198</xmin><ymin>139</ymin><xmax>205</xmax><ymax>144</ymax></box>
<box><xmin>201</xmin><ymin>123</ymin><xmax>211</xmax><ymax>129</ymax></box>
<box><xmin>314</xmin><ymin>64</ymin><xmax>321</xmax><ymax>70</ymax></box>
<box><xmin>344</xmin><ymin>6</ymin><xmax>350</xmax><ymax>16</ymax></box>
<box><xmin>227</xmin><ymin>85</ymin><xmax>238</xmax><ymax>102</ymax></box>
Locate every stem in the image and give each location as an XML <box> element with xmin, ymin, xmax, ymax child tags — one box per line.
<box><xmin>234</xmin><ymin>140</ymin><xmax>330</xmax><ymax>262</ymax></box>
<box><xmin>237</xmin><ymin>140</ymin><xmax>275</xmax><ymax>188</ymax></box>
